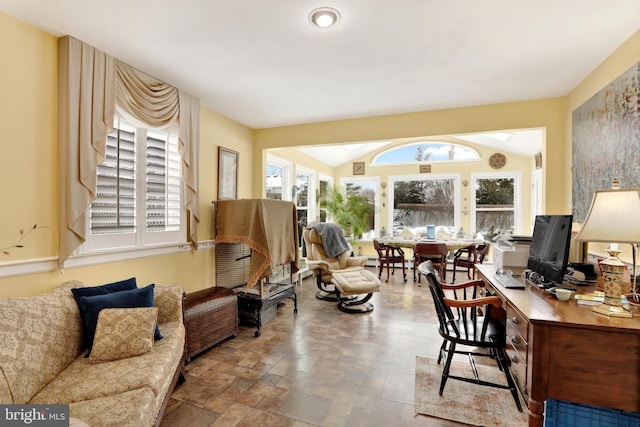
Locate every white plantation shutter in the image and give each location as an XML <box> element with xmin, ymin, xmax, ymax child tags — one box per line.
<box><xmin>91</xmin><ymin>124</ymin><xmax>136</xmax><ymax>235</ymax></box>
<box><xmin>87</xmin><ymin>117</ymin><xmax>183</xmax><ymax>250</ymax></box>
<box><xmin>146</xmin><ymin>130</ymin><xmax>181</xmax><ymax>232</ymax></box>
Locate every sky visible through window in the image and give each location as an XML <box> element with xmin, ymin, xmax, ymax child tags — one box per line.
<box><xmin>373</xmin><ymin>143</ymin><xmax>479</xmax><ymax>164</ymax></box>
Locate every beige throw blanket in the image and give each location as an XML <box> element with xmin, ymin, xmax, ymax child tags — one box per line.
<box><xmin>216</xmin><ymin>199</ymin><xmax>299</xmax><ymax>290</ymax></box>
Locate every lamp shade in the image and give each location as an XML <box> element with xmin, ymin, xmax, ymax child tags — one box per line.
<box><xmin>575</xmin><ymin>188</ymin><xmax>640</xmax><ymax>243</ymax></box>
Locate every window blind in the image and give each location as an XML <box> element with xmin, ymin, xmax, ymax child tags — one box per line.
<box><xmin>91</xmin><ymin>127</ymin><xmax>136</xmax><ymax>235</ymax></box>
<box><xmin>90</xmin><ymin>120</ymin><xmax>181</xmax><ymax>239</ymax></box>
<box><xmin>146</xmin><ymin>131</ymin><xmax>181</xmax><ymax>232</ymax></box>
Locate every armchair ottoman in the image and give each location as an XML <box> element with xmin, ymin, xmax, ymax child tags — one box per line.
<box><xmin>330</xmin><ymin>269</ymin><xmax>381</xmax><ymax>313</ymax></box>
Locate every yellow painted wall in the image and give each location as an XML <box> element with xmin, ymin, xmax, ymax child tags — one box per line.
<box><xmin>0</xmin><ymin>12</ymin><xmax>57</xmax><ymax>260</ymax></box>
<box><xmin>0</xmin><ymin>11</ymin><xmax>254</xmax><ymax>297</ymax></box>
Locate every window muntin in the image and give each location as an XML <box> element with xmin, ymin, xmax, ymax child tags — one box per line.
<box><xmin>373</xmin><ymin>142</ymin><xmax>479</xmax><ymax>165</ymax></box>
<box><xmin>389</xmin><ymin>175</ymin><xmax>459</xmax><ymax>237</ymax></box>
<box><xmin>85</xmin><ymin>117</ymin><xmax>184</xmax><ymax>252</ymax></box>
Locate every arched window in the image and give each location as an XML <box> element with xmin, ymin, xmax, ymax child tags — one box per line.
<box><xmin>372</xmin><ymin>142</ymin><xmax>480</xmax><ymax>165</ymax></box>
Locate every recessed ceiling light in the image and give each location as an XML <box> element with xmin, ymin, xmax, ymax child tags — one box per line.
<box><xmin>309</xmin><ymin>7</ymin><xmax>340</xmax><ymax>29</ymax></box>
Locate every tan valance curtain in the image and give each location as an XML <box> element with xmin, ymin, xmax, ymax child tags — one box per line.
<box><xmin>114</xmin><ymin>61</ymin><xmax>200</xmax><ymax>246</ymax></box>
<box><xmin>58</xmin><ymin>36</ymin><xmax>200</xmax><ymax>267</ymax></box>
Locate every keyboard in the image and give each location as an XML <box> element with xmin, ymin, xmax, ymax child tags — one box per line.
<box><xmin>493</xmin><ymin>274</ymin><xmax>526</xmax><ymax>289</ymax></box>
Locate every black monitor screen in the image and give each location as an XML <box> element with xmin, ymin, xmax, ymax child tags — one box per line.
<box><xmin>527</xmin><ymin>215</ymin><xmax>573</xmax><ymax>284</ymax></box>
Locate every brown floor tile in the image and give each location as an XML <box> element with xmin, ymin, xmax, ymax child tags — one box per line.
<box><xmin>161</xmin><ymin>266</ymin><xmax>483</xmax><ymax>427</ymax></box>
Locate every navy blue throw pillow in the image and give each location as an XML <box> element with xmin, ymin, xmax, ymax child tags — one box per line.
<box><xmin>78</xmin><ymin>284</ymin><xmax>163</xmax><ymax>356</ymax></box>
<box><xmin>71</xmin><ymin>277</ymin><xmax>138</xmax><ymax>348</ymax></box>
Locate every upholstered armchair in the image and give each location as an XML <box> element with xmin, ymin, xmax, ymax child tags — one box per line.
<box><xmin>302</xmin><ymin>225</ymin><xmax>368</xmax><ymax>300</ymax></box>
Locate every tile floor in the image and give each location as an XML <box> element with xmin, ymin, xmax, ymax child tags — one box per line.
<box><xmin>160</xmin><ymin>266</ymin><xmax>471</xmax><ymax>427</ymax></box>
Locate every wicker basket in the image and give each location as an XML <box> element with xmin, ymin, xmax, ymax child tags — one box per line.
<box><xmin>184</xmin><ymin>287</ymin><xmax>238</xmax><ymax>361</ymax></box>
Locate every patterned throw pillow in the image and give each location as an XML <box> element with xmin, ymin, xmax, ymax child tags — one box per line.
<box><xmin>78</xmin><ymin>284</ymin><xmax>163</xmax><ymax>356</ymax></box>
<box><xmin>71</xmin><ymin>277</ymin><xmax>138</xmax><ymax>348</ymax></box>
<box><xmin>89</xmin><ymin>307</ymin><xmax>158</xmax><ymax>363</ymax></box>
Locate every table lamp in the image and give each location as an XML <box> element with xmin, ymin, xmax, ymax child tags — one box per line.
<box><xmin>574</xmin><ymin>188</ymin><xmax>640</xmax><ymax>318</ymax></box>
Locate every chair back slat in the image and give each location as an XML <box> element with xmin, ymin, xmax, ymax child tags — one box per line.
<box><xmin>419</xmin><ymin>261</ymin><xmax>492</xmax><ymax>343</ymax></box>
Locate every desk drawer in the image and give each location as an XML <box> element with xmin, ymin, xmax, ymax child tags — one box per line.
<box><xmin>505</xmin><ymin>344</ymin><xmax>528</xmax><ymax>395</ymax></box>
<box><xmin>506</xmin><ymin>321</ymin><xmax>528</xmax><ymax>360</ymax></box>
<box><xmin>506</xmin><ymin>303</ymin><xmax>528</xmax><ymax>341</ymax></box>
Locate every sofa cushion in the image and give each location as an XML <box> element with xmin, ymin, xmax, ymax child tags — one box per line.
<box><xmin>0</xmin><ymin>288</ymin><xmax>84</xmax><ymax>404</ymax></box>
<box><xmin>89</xmin><ymin>307</ymin><xmax>158</xmax><ymax>363</ymax></box>
<box><xmin>30</xmin><ymin>321</ymin><xmax>184</xmax><ymax>405</ymax></box>
<box><xmin>71</xmin><ymin>278</ymin><xmax>137</xmax><ymax>348</ymax></box>
<box><xmin>77</xmin><ymin>284</ymin><xmax>163</xmax><ymax>356</ymax></box>
<box><xmin>68</xmin><ymin>387</ymin><xmax>157</xmax><ymax>427</ymax></box>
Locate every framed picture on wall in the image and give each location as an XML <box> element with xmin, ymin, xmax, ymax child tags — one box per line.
<box><xmin>535</xmin><ymin>152</ymin><xmax>542</xmax><ymax>169</ymax></box>
<box><xmin>218</xmin><ymin>147</ymin><xmax>238</xmax><ymax>200</ymax></box>
<box><xmin>353</xmin><ymin>161</ymin><xmax>365</xmax><ymax>175</ymax></box>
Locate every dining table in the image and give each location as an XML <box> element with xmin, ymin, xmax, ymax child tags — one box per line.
<box><xmin>377</xmin><ymin>237</ymin><xmax>484</xmax><ymax>252</ymax></box>
<box><xmin>376</xmin><ymin>237</ymin><xmax>486</xmax><ymax>283</ymax></box>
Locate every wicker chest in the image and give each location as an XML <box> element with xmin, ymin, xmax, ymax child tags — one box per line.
<box><xmin>184</xmin><ymin>287</ymin><xmax>238</xmax><ymax>361</ymax></box>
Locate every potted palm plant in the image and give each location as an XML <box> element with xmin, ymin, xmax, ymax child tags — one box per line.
<box><xmin>320</xmin><ymin>185</ymin><xmax>374</xmax><ymax>244</ymax></box>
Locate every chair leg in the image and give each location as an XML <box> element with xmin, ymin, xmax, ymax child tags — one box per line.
<box><xmin>437</xmin><ymin>339</ymin><xmax>447</xmax><ymax>364</ymax></box>
<box><xmin>439</xmin><ymin>342</ymin><xmax>456</xmax><ymax>396</ymax></box>
<box><xmin>495</xmin><ymin>348</ymin><xmax>523</xmax><ymax>412</ymax></box>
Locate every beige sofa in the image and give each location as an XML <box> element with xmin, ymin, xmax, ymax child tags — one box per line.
<box><xmin>0</xmin><ymin>280</ymin><xmax>185</xmax><ymax>427</ymax></box>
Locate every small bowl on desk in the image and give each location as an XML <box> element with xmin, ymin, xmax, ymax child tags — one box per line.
<box><xmin>555</xmin><ymin>288</ymin><xmax>573</xmax><ymax>302</ymax></box>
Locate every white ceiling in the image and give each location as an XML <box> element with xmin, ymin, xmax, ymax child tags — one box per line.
<box><xmin>2</xmin><ymin>0</ymin><xmax>640</xmax><ymax>131</ymax></box>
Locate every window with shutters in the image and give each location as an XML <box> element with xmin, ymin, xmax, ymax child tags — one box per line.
<box><xmin>82</xmin><ymin>116</ymin><xmax>184</xmax><ymax>253</ymax></box>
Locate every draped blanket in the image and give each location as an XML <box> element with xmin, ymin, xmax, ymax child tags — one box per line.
<box><xmin>216</xmin><ymin>199</ymin><xmax>299</xmax><ymax>290</ymax></box>
<box><xmin>311</xmin><ymin>223</ymin><xmax>350</xmax><ymax>259</ymax></box>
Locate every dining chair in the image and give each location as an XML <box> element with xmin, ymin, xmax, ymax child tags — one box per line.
<box><xmin>451</xmin><ymin>242</ymin><xmax>490</xmax><ymax>283</ymax></box>
<box><xmin>413</xmin><ymin>242</ymin><xmax>448</xmax><ymax>283</ymax></box>
<box><xmin>418</xmin><ymin>260</ymin><xmax>522</xmax><ymax>411</ymax></box>
<box><xmin>373</xmin><ymin>239</ymin><xmax>407</xmax><ymax>282</ymax></box>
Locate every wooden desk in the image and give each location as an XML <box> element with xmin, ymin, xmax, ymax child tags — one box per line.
<box><xmin>475</xmin><ymin>264</ymin><xmax>640</xmax><ymax>427</ymax></box>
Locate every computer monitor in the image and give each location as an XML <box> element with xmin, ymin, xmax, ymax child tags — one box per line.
<box><xmin>527</xmin><ymin>215</ymin><xmax>573</xmax><ymax>284</ymax></box>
